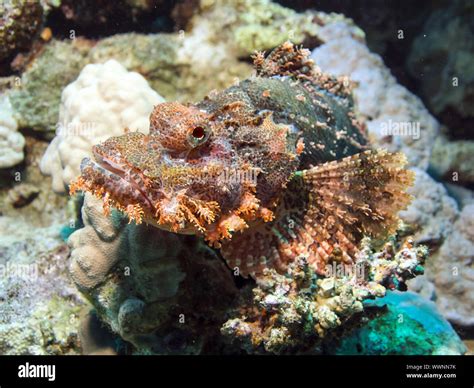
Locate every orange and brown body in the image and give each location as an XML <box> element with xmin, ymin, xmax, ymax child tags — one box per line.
<box><xmin>71</xmin><ymin>42</ymin><xmax>414</xmax><ymax>279</ymax></box>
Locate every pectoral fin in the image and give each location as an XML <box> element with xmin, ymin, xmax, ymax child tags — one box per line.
<box><xmin>220</xmin><ymin>149</ymin><xmax>414</xmax><ymax>278</ymax></box>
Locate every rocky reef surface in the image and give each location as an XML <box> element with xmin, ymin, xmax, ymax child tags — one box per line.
<box><xmin>307</xmin><ymin>9</ymin><xmax>473</xmax><ymax>333</ymax></box>
<box><xmin>0</xmin><ymin>94</ymin><xmax>24</xmax><ymax>169</ymax></box>
<box><xmin>0</xmin><ymin>0</ymin><xmax>471</xmax><ymax>355</ymax></box>
<box><xmin>0</xmin><ymin>0</ymin><xmax>44</xmax><ymax>65</ymax></box>
<box><xmin>407</xmin><ymin>0</ymin><xmax>474</xmax><ymax>127</ymax></box>
<box><xmin>70</xmin><ymin>193</ymin><xmax>237</xmax><ymax>354</ymax></box>
<box><xmin>0</xmin><ymin>137</ymin><xmax>86</xmax><ymax>354</ymax></box>
<box><xmin>69</xmin><ymin>194</ymin><xmax>427</xmax><ymax>354</ymax></box>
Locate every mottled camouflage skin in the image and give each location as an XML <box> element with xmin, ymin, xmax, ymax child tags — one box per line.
<box><xmin>72</xmin><ymin>43</ymin><xmax>413</xmax><ymax>278</ymax></box>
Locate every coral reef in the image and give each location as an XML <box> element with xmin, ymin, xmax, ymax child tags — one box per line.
<box><xmin>400</xmin><ymin>169</ymin><xmax>474</xmax><ymax>327</ymax></box>
<box><xmin>9</xmin><ymin>39</ymin><xmax>91</xmax><ymax>132</ymax></box>
<box><xmin>402</xmin><ymin>171</ymin><xmax>473</xmax><ymax>327</ymax></box>
<box><xmin>0</xmin><ymin>0</ymin><xmax>44</xmax><ymax>63</ymax></box>
<box><xmin>64</xmin><ymin>34</ymin><xmax>427</xmax><ymax>353</ymax></box>
<box><xmin>430</xmin><ymin>136</ymin><xmax>474</xmax><ymax>185</ymax></box>
<box><xmin>222</xmin><ymin>238</ymin><xmax>426</xmax><ymax>354</ymax></box>
<box><xmin>72</xmin><ymin>43</ymin><xmax>414</xmax><ymax>280</ymax></box>
<box><xmin>311</xmin><ymin>21</ymin><xmax>439</xmax><ymax>170</ymax></box>
<box><xmin>306</xmin><ymin>15</ymin><xmax>472</xmax><ymax>332</ymax></box>
<box><xmin>66</xmin><ymin>42</ymin><xmax>430</xmax><ymax>354</ymax></box>
<box><xmin>193</xmin><ymin>0</ymin><xmax>320</xmax><ymax>56</ymax></box>
<box><xmin>0</xmin><ymin>94</ymin><xmax>24</xmax><ymax>168</ymax></box>
<box><xmin>328</xmin><ymin>291</ymin><xmax>466</xmax><ymax>355</ymax></box>
<box><xmin>40</xmin><ymin>60</ymin><xmax>164</xmax><ymax>193</ymax></box>
<box><xmin>7</xmin><ymin>23</ymin><xmax>251</xmax><ymax>131</ymax></box>
<box><xmin>87</xmin><ymin>34</ymin><xmax>181</xmax><ymax>100</ymax></box>
<box><xmin>69</xmin><ymin>193</ymin><xmax>237</xmax><ymax>354</ymax></box>
<box><xmin>0</xmin><ymin>135</ymin><xmax>68</xmax><ymax>226</ymax></box>
<box><xmin>0</xmin><ymin>108</ymin><xmax>86</xmax><ymax>354</ymax></box>
<box><xmin>420</xmin><ymin>204</ymin><xmax>474</xmax><ymax>327</ymax></box>
<box><xmin>407</xmin><ymin>0</ymin><xmax>474</xmax><ymax>123</ymax></box>
<box><xmin>70</xmin><ymin>194</ymin><xmax>427</xmax><ymax>354</ymax></box>
<box><xmin>401</xmin><ymin>194</ymin><xmax>474</xmax><ymax>327</ymax></box>
<box><xmin>400</xmin><ymin>168</ymin><xmax>458</xmax><ymax>246</ymax></box>
<box><xmin>0</xmin><ymin>0</ymin><xmax>470</xmax><ymax>357</ymax></box>
<box><xmin>88</xmin><ymin>31</ymin><xmax>252</xmax><ymax>102</ymax></box>
<box><xmin>4</xmin><ymin>0</ymin><xmax>368</xmax><ymax>134</ymax></box>
<box><xmin>0</xmin><ymin>223</ymin><xmax>86</xmax><ymax>355</ymax></box>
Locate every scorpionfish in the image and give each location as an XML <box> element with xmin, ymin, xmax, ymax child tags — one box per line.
<box><xmin>71</xmin><ymin>42</ymin><xmax>414</xmax><ymax>278</ymax></box>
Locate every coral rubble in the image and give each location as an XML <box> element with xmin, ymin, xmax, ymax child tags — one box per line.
<box><xmin>0</xmin><ymin>224</ymin><xmax>85</xmax><ymax>355</ymax></box>
<box><xmin>221</xmin><ymin>237</ymin><xmax>426</xmax><ymax>354</ymax></box>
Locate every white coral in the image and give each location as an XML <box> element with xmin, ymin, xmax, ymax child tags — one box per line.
<box><xmin>40</xmin><ymin>60</ymin><xmax>164</xmax><ymax>193</ymax></box>
<box><xmin>0</xmin><ymin>95</ymin><xmax>25</xmax><ymax>169</ymax></box>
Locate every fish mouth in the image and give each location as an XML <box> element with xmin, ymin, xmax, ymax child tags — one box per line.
<box><xmin>79</xmin><ymin>156</ymin><xmax>154</xmax><ymax>214</ymax></box>
<box><xmin>75</xmin><ymin>129</ymin><xmax>229</xmax><ymax>237</ymax></box>
<box><xmin>79</xmin><ymin>150</ymin><xmax>200</xmax><ymax>235</ymax></box>
<box><xmin>91</xmin><ymin>149</ymin><xmax>157</xmax><ymax>211</ymax></box>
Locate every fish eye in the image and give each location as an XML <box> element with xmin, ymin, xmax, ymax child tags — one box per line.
<box><xmin>187</xmin><ymin>125</ymin><xmax>210</xmax><ymax>148</ymax></box>
<box><xmin>192</xmin><ymin>126</ymin><xmax>206</xmax><ymax>139</ymax></box>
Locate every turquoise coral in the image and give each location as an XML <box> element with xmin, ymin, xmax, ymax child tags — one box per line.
<box><xmin>329</xmin><ymin>291</ymin><xmax>466</xmax><ymax>355</ymax></box>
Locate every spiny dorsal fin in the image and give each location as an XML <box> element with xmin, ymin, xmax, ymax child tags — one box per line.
<box><xmin>252</xmin><ymin>41</ymin><xmax>314</xmax><ymax>78</ymax></box>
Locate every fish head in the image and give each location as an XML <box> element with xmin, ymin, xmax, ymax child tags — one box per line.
<box><xmin>73</xmin><ymin>101</ymin><xmax>299</xmax><ymax>243</ymax></box>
